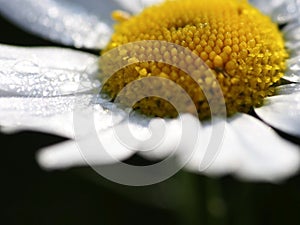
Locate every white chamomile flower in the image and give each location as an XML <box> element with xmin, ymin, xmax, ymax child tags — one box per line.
<box><xmin>0</xmin><ymin>0</ymin><xmax>300</xmax><ymax>184</ymax></box>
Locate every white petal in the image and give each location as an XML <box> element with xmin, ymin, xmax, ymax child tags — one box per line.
<box><xmin>138</xmin><ymin>117</ymin><xmax>183</xmax><ymax>159</ymax></box>
<box><xmin>186</xmin><ymin>114</ymin><xmax>300</xmax><ymax>182</ymax></box>
<box><xmin>283</xmin><ymin>21</ymin><xmax>300</xmax><ymax>43</ymax></box>
<box><xmin>0</xmin><ymin>95</ymin><xmax>92</xmax><ymax>137</ymax></box>
<box><xmin>0</xmin><ymin>113</ymin><xmax>74</xmax><ymax>138</ymax></box>
<box><xmin>113</xmin><ymin>0</ymin><xmax>163</xmax><ymax>13</ymax></box>
<box><xmin>37</xmin><ymin>141</ymin><xmax>85</xmax><ymax>169</ymax></box>
<box><xmin>270</xmin><ymin>0</ymin><xmax>300</xmax><ymax>24</ymax></box>
<box><xmin>275</xmin><ymin>83</ymin><xmax>300</xmax><ymax>94</ymax></box>
<box><xmin>37</xmin><ymin>136</ymin><xmax>134</xmax><ymax>170</ymax></box>
<box><xmin>37</xmin><ymin>112</ymin><xmax>204</xmax><ymax>172</ymax></box>
<box><xmin>283</xmin><ymin>55</ymin><xmax>300</xmax><ymax>83</ymax></box>
<box><xmin>230</xmin><ymin>114</ymin><xmax>300</xmax><ymax>181</ymax></box>
<box><xmin>285</xmin><ymin>41</ymin><xmax>300</xmax><ymax>58</ymax></box>
<box><xmin>249</xmin><ymin>0</ymin><xmax>285</xmax><ymax>15</ymax></box>
<box><xmin>184</xmin><ymin>118</ymin><xmax>239</xmax><ymax>176</ymax></box>
<box><xmin>0</xmin><ymin>44</ymin><xmax>100</xmax><ymax>97</ymax></box>
<box><xmin>255</xmin><ymin>84</ymin><xmax>300</xmax><ymax>137</ymax></box>
<box><xmin>36</xmin><ymin>109</ymin><xmax>300</xmax><ymax>181</ymax></box>
<box><xmin>0</xmin><ymin>94</ymin><xmax>127</xmax><ymax>138</ymax></box>
<box><xmin>37</xmin><ymin>109</ymin><xmax>149</xmax><ymax>169</ymax></box>
<box><xmin>0</xmin><ymin>0</ymin><xmax>113</xmax><ymax>49</ymax></box>
<box><xmin>139</xmin><ymin>114</ymin><xmax>202</xmax><ymax>160</ymax></box>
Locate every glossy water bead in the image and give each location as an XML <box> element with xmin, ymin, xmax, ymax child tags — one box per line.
<box><xmin>99</xmin><ymin>0</ymin><xmax>288</xmax><ymax>119</ymax></box>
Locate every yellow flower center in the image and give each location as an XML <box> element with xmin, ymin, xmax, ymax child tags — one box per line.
<box><xmin>99</xmin><ymin>0</ymin><xmax>288</xmax><ymax>119</ymax></box>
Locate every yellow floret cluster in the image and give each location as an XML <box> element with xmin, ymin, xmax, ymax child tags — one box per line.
<box><xmin>99</xmin><ymin>0</ymin><xmax>288</xmax><ymax>119</ymax></box>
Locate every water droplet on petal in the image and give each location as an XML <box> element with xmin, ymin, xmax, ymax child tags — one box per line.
<box><xmin>13</xmin><ymin>60</ymin><xmax>40</xmax><ymax>76</ymax></box>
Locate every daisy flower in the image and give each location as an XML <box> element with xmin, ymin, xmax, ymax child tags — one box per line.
<box><xmin>0</xmin><ymin>0</ymin><xmax>300</xmax><ymax>185</ymax></box>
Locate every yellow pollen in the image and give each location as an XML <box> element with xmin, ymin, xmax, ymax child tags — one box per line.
<box><xmin>100</xmin><ymin>0</ymin><xmax>288</xmax><ymax>119</ymax></box>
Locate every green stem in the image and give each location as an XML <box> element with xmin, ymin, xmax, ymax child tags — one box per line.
<box><xmin>204</xmin><ymin>178</ymin><xmax>227</xmax><ymax>225</ymax></box>
<box><xmin>173</xmin><ymin>172</ymin><xmax>203</xmax><ymax>225</ymax></box>
<box><xmin>76</xmin><ymin>168</ymin><xmax>230</xmax><ymax>225</ymax></box>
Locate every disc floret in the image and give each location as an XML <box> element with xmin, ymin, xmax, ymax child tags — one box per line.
<box><xmin>100</xmin><ymin>0</ymin><xmax>288</xmax><ymax>119</ymax></box>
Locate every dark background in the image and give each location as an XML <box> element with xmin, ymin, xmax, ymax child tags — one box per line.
<box><xmin>1</xmin><ymin>13</ymin><xmax>300</xmax><ymax>225</ymax></box>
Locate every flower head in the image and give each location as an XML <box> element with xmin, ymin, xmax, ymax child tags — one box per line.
<box><xmin>101</xmin><ymin>0</ymin><xmax>288</xmax><ymax>119</ymax></box>
<box><xmin>0</xmin><ymin>0</ymin><xmax>300</xmax><ymax>184</ymax></box>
